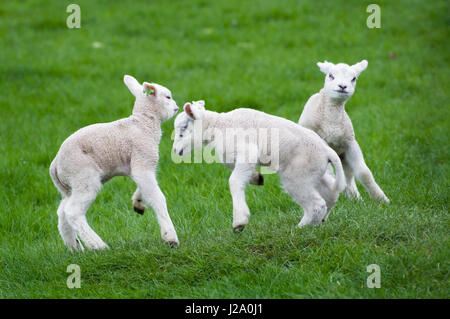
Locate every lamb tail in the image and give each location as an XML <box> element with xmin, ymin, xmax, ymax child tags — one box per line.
<box><xmin>49</xmin><ymin>159</ymin><xmax>71</xmax><ymax>197</ymax></box>
<box><xmin>327</xmin><ymin>148</ymin><xmax>346</xmax><ymax>193</ymax></box>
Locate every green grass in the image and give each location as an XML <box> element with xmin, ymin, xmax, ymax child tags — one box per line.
<box><xmin>0</xmin><ymin>0</ymin><xmax>448</xmax><ymax>298</ymax></box>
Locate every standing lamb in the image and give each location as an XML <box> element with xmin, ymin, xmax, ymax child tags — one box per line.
<box><xmin>298</xmin><ymin>60</ymin><xmax>389</xmax><ymax>202</ymax></box>
<box><xmin>172</xmin><ymin>101</ymin><xmax>346</xmax><ymax>230</ymax></box>
<box><xmin>49</xmin><ymin>75</ymin><xmax>180</xmax><ymax>251</ymax></box>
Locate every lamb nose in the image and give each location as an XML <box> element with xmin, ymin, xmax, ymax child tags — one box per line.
<box><xmin>339</xmin><ymin>84</ymin><xmax>347</xmax><ymax>90</ymax></box>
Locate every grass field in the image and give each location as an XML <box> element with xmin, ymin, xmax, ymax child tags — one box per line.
<box><xmin>0</xmin><ymin>0</ymin><xmax>448</xmax><ymax>298</ymax></box>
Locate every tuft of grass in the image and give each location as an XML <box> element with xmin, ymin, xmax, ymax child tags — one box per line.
<box><xmin>0</xmin><ymin>0</ymin><xmax>448</xmax><ymax>298</ymax></box>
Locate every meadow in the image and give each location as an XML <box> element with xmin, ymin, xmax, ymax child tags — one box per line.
<box><xmin>0</xmin><ymin>0</ymin><xmax>448</xmax><ymax>298</ymax></box>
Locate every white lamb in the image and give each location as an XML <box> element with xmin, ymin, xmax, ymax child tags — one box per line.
<box><xmin>298</xmin><ymin>60</ymin><xmax>389</xmax><ymax>202</ymax></box>
<box><xmin>49</xmin><ymin>75</ymin><xmax>180</xmax><ymax>251</ymax></box>
<box><xmin>172</xmin><ymin>101</ymin><xmax>346</xmax><ymax>230</ymax></box>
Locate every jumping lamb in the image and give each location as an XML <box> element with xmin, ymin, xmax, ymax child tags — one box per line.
<box><xmin>172</xmin><ymin>101</ymin><xmax>346</xmax><ymax>230</ymax></box>
<box><xmin>298</xmin><ymin>60</ymin><xmax>389</xmax><ymax>202</ymax></box>
<box><xmin>49</xmin><ymin>75</ymin><xmax>180</xmax><ymax>251</ymax></box>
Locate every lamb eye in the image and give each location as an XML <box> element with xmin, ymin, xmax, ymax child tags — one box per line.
<box><xmin>352</xmin><ymin>77</ymin><xmax>356</xmax><ymax>82</ymax></box>
<box><xmin>329</xmin><ymin>73</ymin><xmax>334</xmax><ymax>80</ymax></box>
<box><xmin>166</xmin><ymin>95</ymin><xmax>171</xmax><ymax>99</ymax></box>
<box><xmin>178</xmin><ymin>126</ymin><xmax>187</xmax><ymax>137</ymax></box>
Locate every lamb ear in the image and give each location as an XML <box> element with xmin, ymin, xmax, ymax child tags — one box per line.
<box><xmin>142</xmin><ymin>82</ymin><xmax>156</xmax><ymax>96</ymax></box>
<box><xmin>184</xmin><ymin>103</ymin><xmax>194</xmax><ymax>119</ymax></box>
<box><xmin>123</xmin><ymin>75</ymin><xmax>142</xmax><ymax>97</ymax></box>
<box><xmin>195</xmin><ymin>100</ymin><xmax>206</xmax><ymax>110</ymax></box>
<box><xmin>184</xmin><ymin>102</ymin><xmax>203</xmax><ymax>120</ymax></box>
<box><xmin>352</xmin><ymin>60</ymin><xmax>368</xmax><ymax>76</ymax></box>
<box><xmin>317</xmin><ymin>61</ymin><xmax>334</xmax><ymax>74</ymax></box>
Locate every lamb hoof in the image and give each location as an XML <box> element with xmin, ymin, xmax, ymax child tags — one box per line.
<box><xmin>68</xmin><ymin>239</ymin><xmax>84</xmax><ymax>252</ymax></box>
<box><xmin>257</xmin><ymin>174</ymin><xmax>264</xmax><ymax>186</ymax></box>
<box><xmin>166</xmin><ymin>241</ymin><xmax>179</xmax><ymax>248</ymax></box>
<box><xmin>75</xmin><ymin>238</ymin><xmax>84</xmax><ymax>250</ymax></box>
<box><xmin>133</xmin><ymin>206</ymin><xmax>145</xmax><ymax>215</ymax></box>
<box><xmin>90</xmin><ymin>242</ymin><xmax>109</xmax><ymax>250</ymax></box>
<box><xmin>233</xmin><ymin>225</ymin><xmax>246</xmax><ymax>233</ymax></box>
<box><xmin>249</xmin><ymin>173</ymin><xmax>264</xmax><ymax>186</ymax></box>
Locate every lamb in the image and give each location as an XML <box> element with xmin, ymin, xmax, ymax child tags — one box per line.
<box><xmin>49</xmin><ymin>75</ymin><xmax>180</xmax><ymax>251</ymax></box>
<box><xmin>172</xmin><ymin>100</ymin><xmax>347</xmax><ymax>230</ymax></box>
<box><xmin>298</xmin><ymin>60</ymin><xmax>389</xmax><ymax>202</ymax></box>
